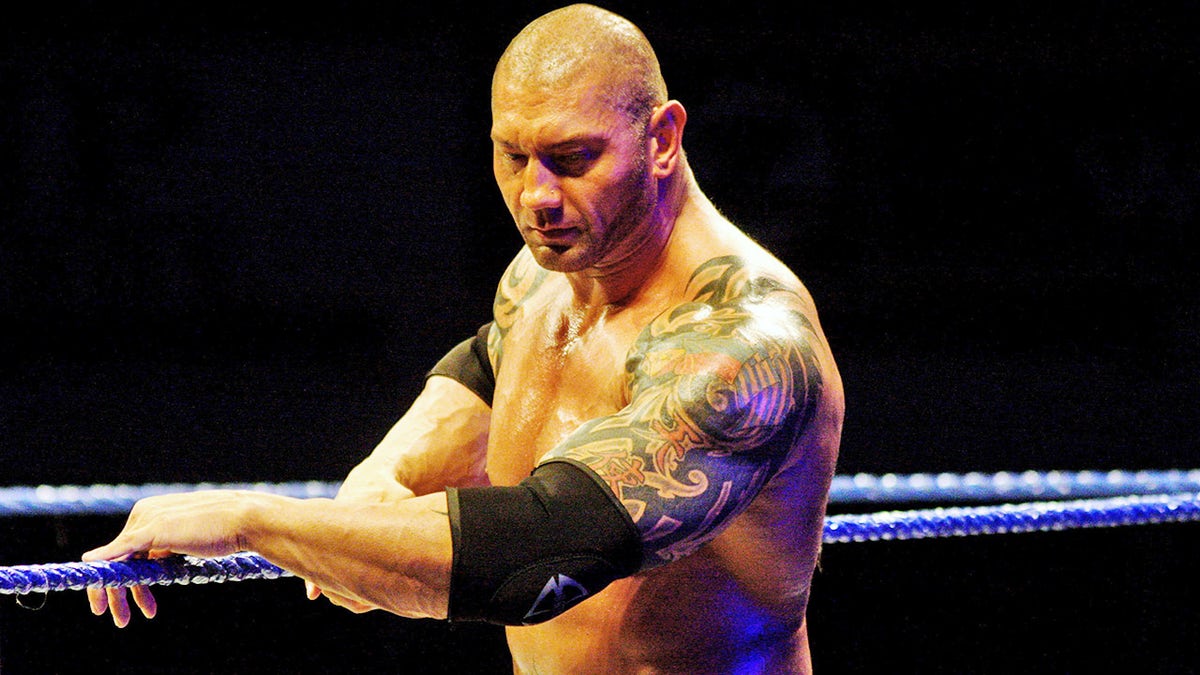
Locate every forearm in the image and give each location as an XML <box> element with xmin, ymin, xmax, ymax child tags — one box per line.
<box><xmin>243</xmin><ymin>491</ymin><xmax>452</xmax><ymax>619</ymax></box>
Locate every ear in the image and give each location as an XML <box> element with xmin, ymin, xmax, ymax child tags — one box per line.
<box><xmin>648</xmin><ymin>100</ymin><xmax>686</xmax><ymax>179</ymax></box>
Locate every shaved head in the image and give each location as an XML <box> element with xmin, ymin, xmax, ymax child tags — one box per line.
<box><xmin>493</xmin><ymin>4</ymin><xmax>668</xmax><ymax>128</ymax></box>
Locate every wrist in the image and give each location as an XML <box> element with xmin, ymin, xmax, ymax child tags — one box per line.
<box><xmin>233</xmin><ymin>491</ymin><xmax>288</xmax><ymax>554</ymax></box>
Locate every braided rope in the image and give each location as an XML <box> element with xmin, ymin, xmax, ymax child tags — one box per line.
<box><xmin>4</xmin><ymin>470</ymin><xmax>1199</xmax><ymax>518</ymax></box>
<box><xmin>823</xmin><ymin>490</ymin><xmax>1200</xmax><ymax>543</ymax></box>
<box><xmin>2</xmin><ymin>491</ymin><xmax>1197</xmax><ymax>595</ymax></box>
<box><xmin>0</xmin><ymin>481</ymin><xmax>340</xmax><ymax>517</ymax></box>
<box><xmin>0</xmin><ymin>553</ymin><xmax>290</xmax><ymax>595</ymax></box>
<box><xmin>829</xmin><ymin>468</ymin><xmax>1200</xmax><ymax>504</ymax></box>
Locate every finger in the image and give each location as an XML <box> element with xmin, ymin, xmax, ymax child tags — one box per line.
<box><xmin>131</xmin><ymin>585</ymin><xmax>158</xmax><ymax>619</ymax></box>
<box><xmin>107</xmin><ymin>587</ymin><xmax>132</xmax><ymax>628</ymax></box>
<box><xmin>87</xmin><ymin>587</ymin><xmax>109</xmax><ymax>616</ymax></box>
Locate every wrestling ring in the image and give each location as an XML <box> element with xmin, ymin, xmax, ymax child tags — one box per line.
<box><xmin>2</xmin><ymin>468</ymin><xmax>1198</xmax><ymax>595</ymax></box>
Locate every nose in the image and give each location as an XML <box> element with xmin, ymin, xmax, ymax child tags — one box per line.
<box><xmin>519</xmin><ymin>158</ymin><xmax>562</xmax><ymax>211</ymax></box>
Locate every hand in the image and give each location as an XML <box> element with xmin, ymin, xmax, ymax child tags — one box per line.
<box><xmin>86</xmin><ymin>565</ymin><xmax>159</xmax><ymax>628</ymax></box>
<box><xmin>82</xmin><ymin>490</ymin><xmax>256</xmax><ymax>627</ymax></box>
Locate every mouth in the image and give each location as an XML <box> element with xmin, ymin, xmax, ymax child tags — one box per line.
<box><xmin>527</xmin><ymin>225</ymin><xmax>580</xmax><ymax>250</ymax></box>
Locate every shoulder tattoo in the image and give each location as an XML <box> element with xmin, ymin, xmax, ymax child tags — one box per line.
<box><xmin>546</xmin><ymin>256</ymin><xmax>827</xmax><ymax>567</ymax></box>
<box><xmin>490</xmin><ymin>250</ymin><xmax>549</xmax><ymax>374</ymax></box>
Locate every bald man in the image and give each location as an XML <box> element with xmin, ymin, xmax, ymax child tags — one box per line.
<box><xmin>85</xmin><ymin>5</ymin><xmax>843</xmax><ymax>673</ymax></box>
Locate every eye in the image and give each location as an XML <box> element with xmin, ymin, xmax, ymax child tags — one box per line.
<box><xmin>549</xmin><ymin>149</ymin><xmax>597</xmax><ymax>176</ymax></box>
<box><xmin>499</xmin><ymin>150</ymin><xmax>528</xmax><ymax>170</ymax></box>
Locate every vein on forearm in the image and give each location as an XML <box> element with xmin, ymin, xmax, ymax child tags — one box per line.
<box><xmin>242</xmin><ymin>492</ymin><xmax>453</xmax><ymax>619</ymax></box>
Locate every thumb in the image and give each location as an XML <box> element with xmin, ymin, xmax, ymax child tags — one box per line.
<box><xmin>82</xmin><ymin>536</ymin><xmax>144</xmax><ymax>563</ymax></box>
<box><xmin>82</xmin><ymin>545</ymin><xmax>123</xmax><ymax>562</ymax></box>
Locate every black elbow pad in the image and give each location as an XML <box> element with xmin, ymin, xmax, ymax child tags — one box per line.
<box><xmin>427</xmin><ymin>322</ymin><xmax>495</xmax><ymax>406</ymax></box>
<box><xmin>446</xmin><ymin>460</ymin><xmax>642</xmax><ymax>625</ymax></box>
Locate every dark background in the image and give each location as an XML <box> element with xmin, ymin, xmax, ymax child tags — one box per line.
<box><xmin>2</xmin><ymin>1</ymin><xmax>1197</xmax><ymax>672</ymax></box>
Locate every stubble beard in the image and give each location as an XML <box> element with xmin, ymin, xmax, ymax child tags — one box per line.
<box><xmin>528</xmin><ymin>148</ymin><xmax>656</xmax><ymax>275</ymax></box>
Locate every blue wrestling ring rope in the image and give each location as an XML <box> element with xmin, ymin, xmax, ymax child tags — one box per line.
<box><xmin>0</xmin><ymin>553</ymin><xmax>292</xmax><ymax>595</ymax></box>
<box><xmin>0</xmin><ymin>481</ymin><xmax>341</xmax><ymax>517</ymax></box>
<box><xmin>2</xmin><ymin>490</ymin><xmax>1199</xmax><ymax>595</ymax></box>
<box><xmin>3</xmin><ymin>469</ymin><xmax>1200</xmax><ymax>517</ymax></box>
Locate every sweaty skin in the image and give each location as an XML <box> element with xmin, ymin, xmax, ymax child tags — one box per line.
<box><xmin>480</xmin><ymin>10</ymin><xmax>841</xmax><ymax>670</ymax></box>
<box><xmin>84</xmin><ymin>5</ymin><xmax>842</xmax><ymax>673</ymax></box>
<box><xmin>489</xmin><ymin>238</ymin><xmax>841</xmax><ymax>674</ymax></box>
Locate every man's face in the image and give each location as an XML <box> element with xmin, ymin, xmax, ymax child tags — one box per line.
<box><xmin>490</xmin><ymin>74</ymin><xmax>656</xmax><ymax>274</ymax></box>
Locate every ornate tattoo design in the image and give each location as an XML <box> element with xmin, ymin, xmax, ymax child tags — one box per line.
<box><xmin>544</xmin><ymin>256</ymin><xmax>826</xmax><ymax>567</ymax></box>
<box><xmin>490</xmin><ymin>249</ymin><xmax>549</xmax><ymax>373</ymax></box>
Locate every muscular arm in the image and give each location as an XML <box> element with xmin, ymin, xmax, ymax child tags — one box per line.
<box><xmin>447</xmin><ymin>257</ymin><xmax>830</xmax><ymax>625</ymax></box>
<box><xmin>339</xmin><ymin>320</ymin><xmax>494</xmax><ymax>505</ymax></box>
<box><xmin>88</xmin><ymin>259</ymin><xmax>829</xmax><ymax>628</ymax></box>
<box><xmin>87</xmin><ymin>337</ymin><xmax>493</xmax><ymax>625</ymax></box>
<box><xmin>83</xmin><ymin>489</ymin><xmax>455</xmax><ymax>620</ymax></box>
<box><xmin>339</xmin><ymin>374</ymin><xmax>491</xmax><ymax>503</ymax></box>
<box><xmin>545</xmin><ymin>257</ymin><xmax>825</xmax><ymax>567</ymax></box>
<box><xmin>86</xmin><ymin>374</ymin><xmax>488</xmax><ymax>624</ymax></box>
<box><xmin>302</xmin><ymin>373</ymin><xmax>490</xmax><ymax>609</ymax></box>
<box><xmin>240</xmin><ymin>491</ymin><xmax>454</xmax><ymax>618</ymax></box>
<box><xmin>84</xmin><ymin>376</ymin><xmax>485</xmax><ymax>623</ymax></box>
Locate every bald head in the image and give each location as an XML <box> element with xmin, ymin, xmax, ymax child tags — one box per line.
<box><xmin>493</xmin><ymin>4</ymin><xmax>668</xmax><ymax>128</ymax></box>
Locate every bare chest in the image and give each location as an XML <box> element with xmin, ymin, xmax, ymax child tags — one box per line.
<box><xmin>486</xmin><ymin>311</ymin><xmax>641</xmax><ymax>485</ymax></box>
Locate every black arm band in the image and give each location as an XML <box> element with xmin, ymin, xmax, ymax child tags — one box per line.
<box><xmin>426</xmin><ymin>322</ymin><xmax>495</xmax><ymax>406</ymax></box>
<box><xmin>446</xmin><ymin>459</ymin><xmax>642</xmax><ymax>625</ymax></box>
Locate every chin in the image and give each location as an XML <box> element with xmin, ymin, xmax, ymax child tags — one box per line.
<box><xmin>527</xmin><ymin>243</ymin><xmax>592</xmax><ymax>273</ymax></box>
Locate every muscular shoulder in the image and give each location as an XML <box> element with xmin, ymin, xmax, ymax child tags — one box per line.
<box><xmin>489</xmin><ymin>248</ymin><xmax>551</xmax><ymax>371</ymax></box>
<box><xmin>550</xmin><ymin>254</ymin><xmax>835</xmax><ymax>566</ymax></box>
<box><xmin>638</xmin><ymin>254</ymin><xmax>823</xmax><ymax>364</ymax></box>
<box><xmin>625</xmin><ymin>255</ymin><xmax>828</xmax><ymax>448</ymax></box>
<box><xmin>493</xmin><ymin>248</ymin><xmax>550</xmax><ymax>323</ymax></box>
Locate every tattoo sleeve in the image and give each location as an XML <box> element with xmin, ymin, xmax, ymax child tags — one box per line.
<box><xmin>541</xmin><ymin>256</ymin><xmax>825</xmax><ymax>568</ymax></box>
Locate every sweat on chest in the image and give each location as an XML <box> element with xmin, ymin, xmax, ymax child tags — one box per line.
<box><xmin>486</xmin><ymin>319</ymin><xmax>634</xmax><ymax>485</ymax></box>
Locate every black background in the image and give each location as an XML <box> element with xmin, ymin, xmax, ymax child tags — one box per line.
<box><xmin>2</xmin><ymin>1</ymin><xmax>1197</xmax><ymax>672</ymax></box>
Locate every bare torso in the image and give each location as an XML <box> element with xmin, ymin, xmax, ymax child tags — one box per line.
<box><xmin>485</xmin><ymin>214</ymin><xmax>843</xmax><ymax>674</ymax></box>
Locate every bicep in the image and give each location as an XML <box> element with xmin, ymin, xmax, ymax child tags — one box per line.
<box><xmin>359</xmin><ymin>324</ymin><xmax>496</xmax><ymax>496</ymax></box>
<box><xmin>368</xmin><ymin>375</ymin><xmax>491</xmax><ymax>496</ymax></box>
